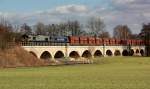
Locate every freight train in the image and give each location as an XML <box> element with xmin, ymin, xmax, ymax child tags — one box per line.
<box><xmin>68</xmin><ymin>36</ymin><xmax>146</xmax><ymax>46</ymax></box>
<box><xmin>21</xmin><ymin>35</ymin><xmax>149</xmax><ymax>46</ymax></box>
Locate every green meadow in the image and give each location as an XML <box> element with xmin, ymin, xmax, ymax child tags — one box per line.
<box><xmin>0</xmin><ymin>57</ymin><xmax>150</xmax><ymax>89</ymax></box>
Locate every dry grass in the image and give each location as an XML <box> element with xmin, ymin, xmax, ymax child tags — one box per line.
<box><xmin>0</xmin><ymin>46</ymin><xmax>50</xmax><ymax>68</ymax></box>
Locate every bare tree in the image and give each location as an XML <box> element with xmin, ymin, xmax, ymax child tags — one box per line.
<box><xmin>34</xmin><ymin>22</ymin><xmax>46</xmax><ymax>35</ymax></box>
<box><xmin>58</xmin><ymin>23</ymin><xmax>68</xmax><ymax>36</ymax></box>
<box><xmin>20</xmin><ymin>23</ymin><xmax>32</xmax><ymax>35</ymax></box>
<box><xmin>0</xmin><ymin>19</ymin><xmax>13</xmax><ymax>41</ymax></box>
<box><xmin>99</xmin><ymin>31</ymin><xmax>110</xmax><ymax>38</ymax></box>
<box><xmin>0</xmin><ymin>18</ymin><xmax>22</xmax><ymax>49</ymax></box>
<box><xmin>139</xmin><ymin>23</ymin><xmax>150</xmax><ymax>56</ymax></box>
<box><xmin>47</xmin><ymin>20</ymin><xmax>82</xmax><ymax>36</ymax></box>
<box><xmin>86</xmin><ymin>17</ymin><xmax>105</xmax><ymax>37</ymax></box>
<box><xmin>113</xmin><ymin>25</ymin><xmax>132</xmax><ymax>40</ymax></box>
<box><xmin>66</xmin><ymin>20</ymin><xmax>82</xmax><ymax>36</ymax></box>
<box><xmin>140</xmin><ymin>23</ymin><xmax>150</xmax><ymax>40</ymax></box>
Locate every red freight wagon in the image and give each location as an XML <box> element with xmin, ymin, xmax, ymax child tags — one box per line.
<box><xmin>137</xmin><ymin>40</ymin><xmax>142</xmax><ymax>45</ymax></box>
<box><xmin>132</xmin><ymin>40</ymin><xmax>136</xmax><ymax>45</ymax></box>
<box><xmin>116</xmin><ymin>39</ymin><xmax>121</xmax><ymax>45</ymax></box>
<box><xmin>79</xmin><ymin>36</ymin><xmax>88</xmax><ymax>45</ymax></box>
<box><xmin>68</xmin><ymin>36</ymin><xmax>79</xmax><ymax>45</ymax></box>
<box><xmin>135</xmin><ymin>40</ymin><xmax>139</xmax><ymax>45</ymax></box>
<box><xmin>136</xmin><ymin>40</ymin><xmax>140</xmax><ymax>45</ymax></box>
<box><xmin>103</xmin><ymin>38</ymin><xmax>109</xmax><ymax>46</ymax></box>
<box><xmin>140</xmin><ymin>40</ymin><xmax>145</xmax><ymax>45</ymax></box>
<box><xmin>109</xmin><ymin>39</ymin><xmax>115</xmax><ymax>46</ymax></box>
<box><xmin>139</xmin><ymin>40</ymin><xmax>142</xmax><ymax>45</ymax></box>
<box><xmin>88</xmin><ymin>37</ymin><xmax>96</xmax><ymax>45</ymax></box>
<box><xmin>127</xmin><ymin>40</ymin><xmax>132</xmax><ymax>45</ymax></box>
<box><xmin>95</xmin><ymin>38</ymin><xmax>103</xmax><ymax>45</ymax></box>
<box><xmin>121</xmin><ymin>40</ymin><xmax>127</xmax><ymax>45</ymax></box>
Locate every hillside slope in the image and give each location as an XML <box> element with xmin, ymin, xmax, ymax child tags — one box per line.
<box><xmin>0</xmin><ymin>46</ymin><xmax>50</xmax><ymax>68</ymax></box>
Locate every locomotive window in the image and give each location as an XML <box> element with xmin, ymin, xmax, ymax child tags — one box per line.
<box><xmin>33</xmin><ymin>37</ymin><xmax>36</xmax><ymax>41</ymax></box>
<box><xmin>45</xmin><ymin>38</ymin><xmax>48</xmax><ymax>41</ymax></box>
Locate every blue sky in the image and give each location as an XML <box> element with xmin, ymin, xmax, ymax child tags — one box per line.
<box><xmin>0</xmin><ymin>0</ymin><xmax>110</xmax><ymax>12</ymax></box>
<box><xmin>0</xmin><ymin>0</ymin><xmax>150</xmax><ymax>34</ymax></box>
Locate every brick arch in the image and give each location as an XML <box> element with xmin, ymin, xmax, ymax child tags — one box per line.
<box><xmin>54</xmin><ymin>51</ymin><xmax>65</xmax><ymax>59</ymax></box>
<box><xmin>82</xmin><ymin>50</ymin><xmax>92</xmax><ymax>58</ymax></box>
<box><xmin>106</xmin><ymin>50</ymin><xmax>113</xmax><ymax>56</ymax></box>
<box><xmin>114</xmin><ymin>50</ymin><xmax>121</xmax><ymax>56</ymax></box>
<box><xmin>94</xmin><ymin>50</ymin><xmax>102</xmax><ymax>57</ymax></box>
<box><xmin>140</xmin><ymin>49</ymin><xmax>144</xmax><ymax>56</ymax></box>
<box><xmin>122</xmin><ymin>50</ymin><xmax>129</xmax><ymax>56</ymax></box>
<box><xmin>40</xmin><ymin>51</ymin><xmax>52</xmax><ymax>60</ymax></box>
<box><xmin>69</xmin><ymin>51</ymin><xmax>80</xmax><ymax>59</ymax></box>
<box><xmin>129</xmin><ymin>49</ymin><xmax>134</xmax><ymax>56</ymax></box>
<box><xmin>23</xmin><ymin>46</ymin><xmax>146</xmax><ymax>59</ymax></box>
<box><xmin>29</xmin><ymin>51</ymin><xmax>37</xmax><ymax>58</ymax></box>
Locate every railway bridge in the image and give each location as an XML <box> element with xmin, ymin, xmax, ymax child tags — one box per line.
<box><xmin>22</xmin><ymin>42</ymin><xmax>145</xmax><ymax>60</ymax></box>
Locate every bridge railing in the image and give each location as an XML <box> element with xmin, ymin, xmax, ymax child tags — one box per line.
<box><xmin>19</xmin><ymin>42</ymin><xmax>67</xmax><ymax>46</ymax></box>
<box><xmin>19</xmin><ymin>41</ymin><xmax>145</xmax><ymax>47</ymax></box>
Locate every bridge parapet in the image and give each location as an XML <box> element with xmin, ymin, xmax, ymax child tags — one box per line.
<box><xmin>19</xmin><ymin>42</ymin><xmax>145</xmax><ymax>47</ymax></box>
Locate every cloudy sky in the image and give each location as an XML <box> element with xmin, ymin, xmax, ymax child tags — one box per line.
<box><xmin>0</xmin><ymin>0</ymin><xmax>150</xmax><ymax>34</ymax></box>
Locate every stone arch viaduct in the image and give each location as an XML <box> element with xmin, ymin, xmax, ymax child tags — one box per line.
<box><xmin>22</xmin><ymin>44</ymin><xmax>145</xmax><ymax>60</ymax></box>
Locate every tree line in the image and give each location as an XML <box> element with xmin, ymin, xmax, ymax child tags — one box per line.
<box><xmin>0</xmin><ymin>19</ymin><xmax>22</xmax><ymax>49</ymax></box>
<box><xmin>19</xmin><ymin>17</ymin><xmax>142</xmax><ymax>40</ymax></box>
<box><xmin>0</xmin><ymin>17</ymin><xmax>150</xmax><ymax>56</ymax></box>
<box><xmin>20</xmin><ymin>17</ymin><xmax>110</xmax><ymax>38</ymax></box>
<box><xmin>0</xmin><ymin>17</ymin><xmax>149</xmax><ymax>41</ymax></box>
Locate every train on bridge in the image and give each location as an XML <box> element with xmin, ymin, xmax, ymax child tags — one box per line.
<box><xmin>21</xmin><ymin>35</ymin><xmax>150</xmax><ymax>46</ymax></box>
<box><xmin>68</xmin><ymin>36</ymin><xmax>147</xmax><ymax>46</ymax></box>
<box><xmin>21</xmin><ymin>35</ymin><xmax>149</xmax><ymax>60</ymax></box>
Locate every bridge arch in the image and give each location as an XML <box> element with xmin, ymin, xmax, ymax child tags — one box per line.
<box><xmin>40</xmin><ymin>51</ymin><xmax>52</xmax><ymax>60</ymax></box>
<box><xmin>106</xmin><ymin>50</ymin><xmax>113</xmax><ymax>56</ymax></box>
<box><xmin>122</xmin><ymin>50</ymin><xmax>128</xmax><ymax>56</ymax></box>
<box><xmin>82</xmin><ymin>50</ymin><xmax>92</xmax><ymax>58</ymax></box>
<box><xmin>54</xmin><ymin>51</ymin><xmax>65</xmax><ymax>59</ymax></box>
<box><xmin>114</xmin><ymin>50</ymin><xmax>121</xmax><ymax>56</ymax></box>
<box><xmin>69</xmin><ymin>51</ymin><xmax>80</xmax><ymax>59</ymax></box>
<box><xmin>140</xmin><ymin>49</ymin><xmax>144</xmax><ymax>56</ymax></box>
<box><xmin>94</xmin><ymin>50</ymin><xmax>102</xmax><ymax>57</ymax></box>
<box><xmin>29</xmin><ymin>51</ymin><xmax>37</xmax><ymax>58</ymax></box>
<box><xmin>129</xmin><ymin>49</ymin><xmax>134</xmax><ymax>56</ymax></box>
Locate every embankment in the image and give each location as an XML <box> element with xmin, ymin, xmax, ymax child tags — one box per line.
<box><xmin>0</xmin><ymin>46</ymin><xmax>51</xmax><ymax>68</ymax></box>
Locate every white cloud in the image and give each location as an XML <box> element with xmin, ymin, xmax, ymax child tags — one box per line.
<box><xmin>0</xmin><ymin>2</ymin><xmax>150</xmax><ymax>35</ymax></box>
<box><xmin>102</xmin><ymin>0</ymin><xmax>150</xmax><ymax>34</ymax></box>
<box><xmin>0</xmin><ymin>4</ymin><xmax>90</xmax><ymax>25</ymax></box>
<box><xmin>55</xmin><ymin>4</ymin><xmax>88</xmax><ymax>14</ymax></box>
<box><xmin>112</xmin><ymin>0</ymin><xmax>136</xmax><ymax>4</ymax></box>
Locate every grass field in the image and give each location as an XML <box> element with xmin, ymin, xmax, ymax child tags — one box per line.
<box><xmin>0</xmin><ymin>57</ymin><xmax>150</xmax><ymax>89</ymax></box>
